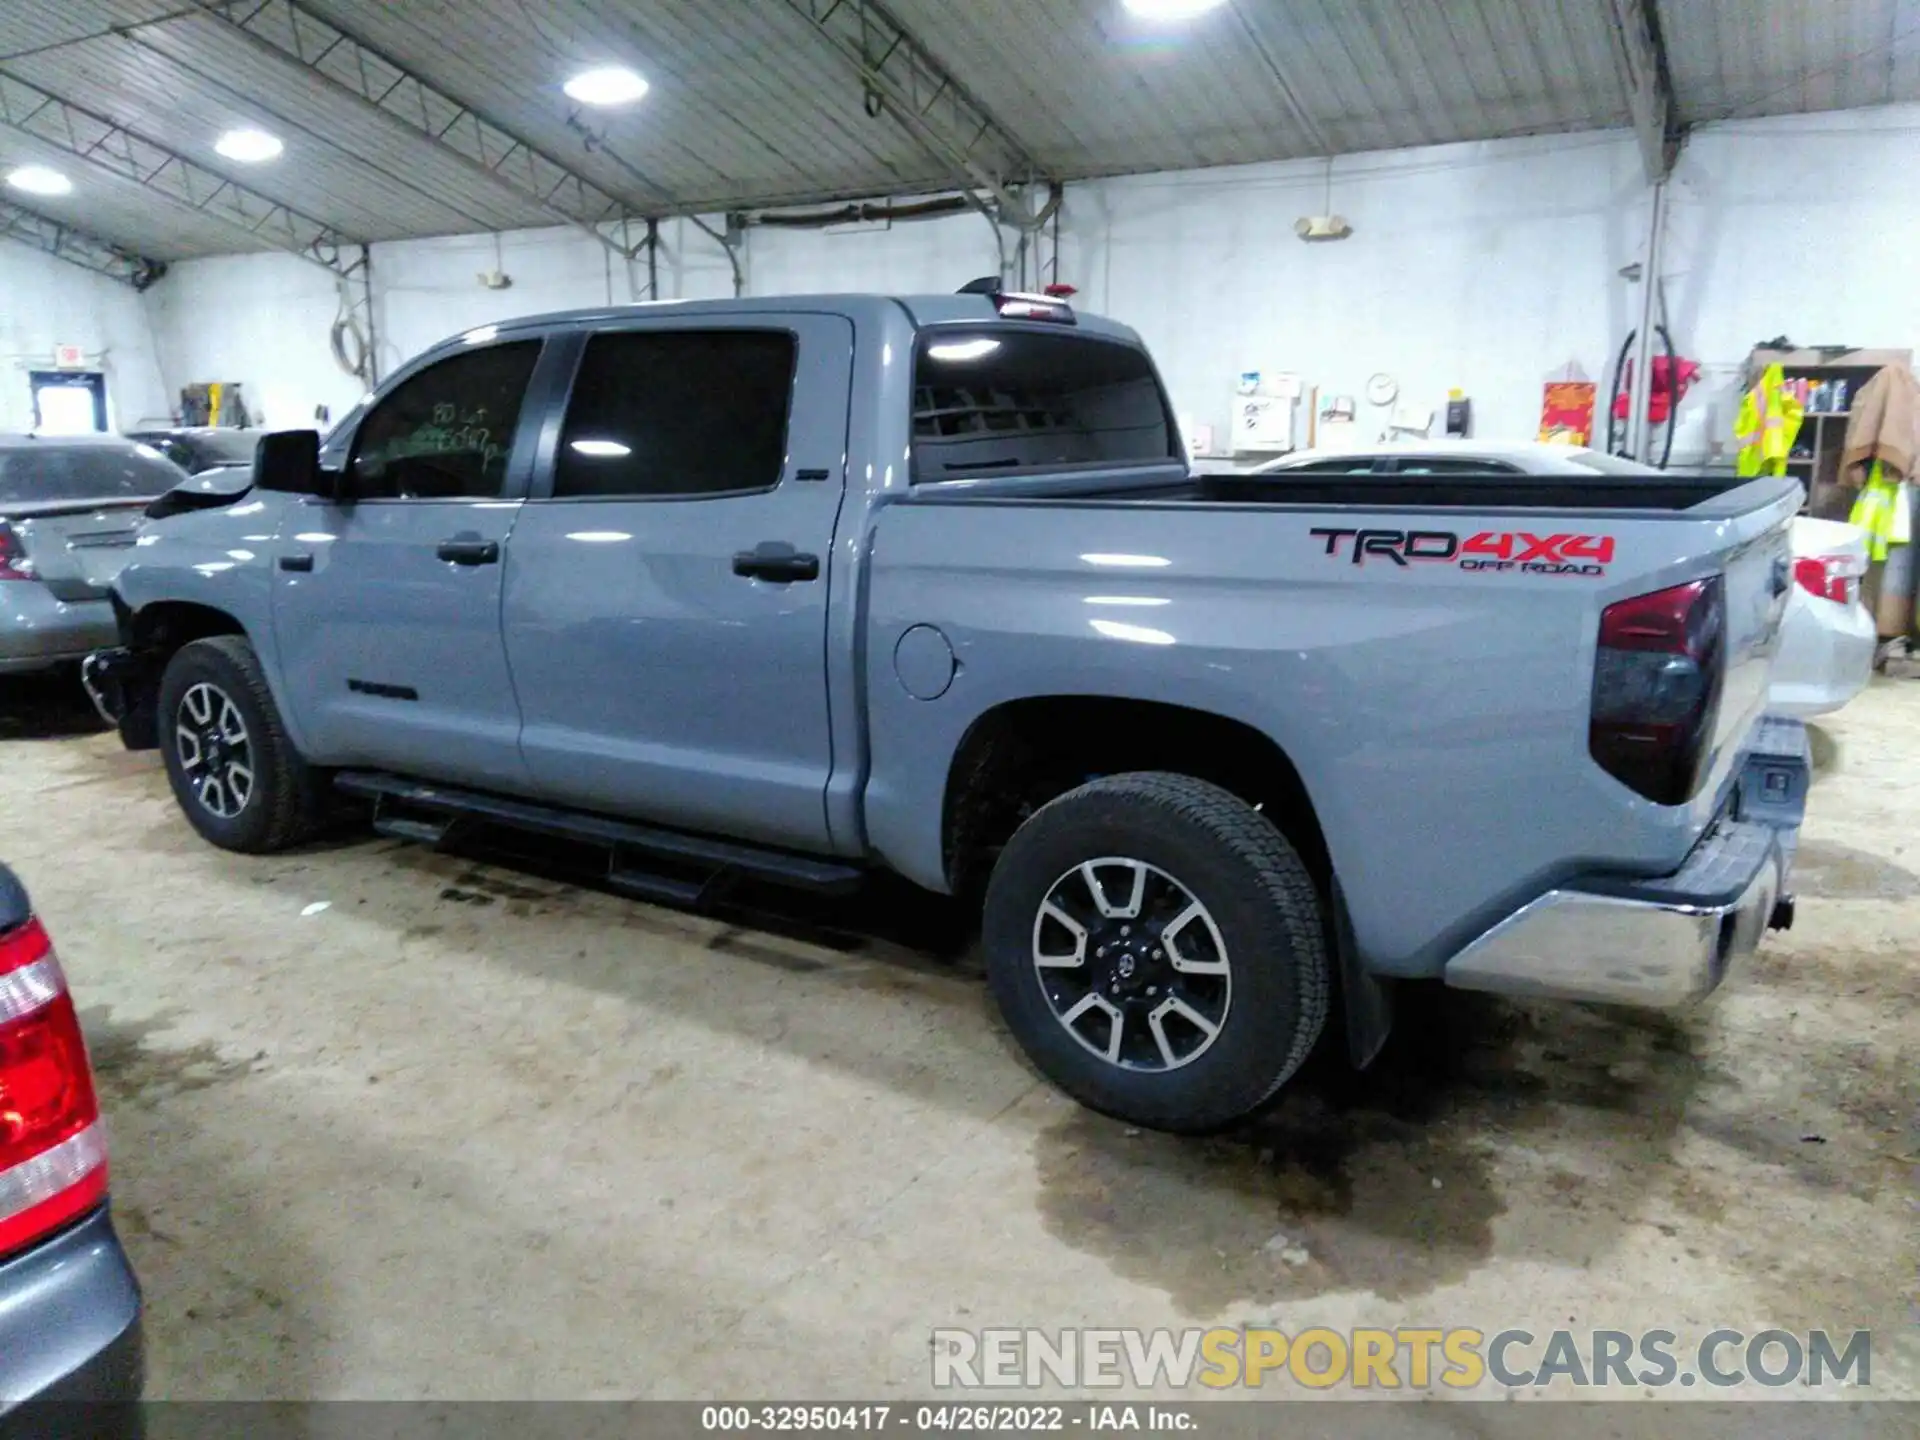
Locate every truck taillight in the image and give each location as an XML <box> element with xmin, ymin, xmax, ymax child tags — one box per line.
<box><xmin>1794</xmin><ymin>556</ymin><xmax>1859</xmax><ymax>605</ymax></box>
<box><xmin>0</xmin><ymin>524</ymin><xmax>32</xmax><ymax>581</ymax></box>
<box><xmin>1590</xmin><ymin>577</ymin><xmax>1725</xmax><ymax>805</ymax></box>
<box><xmin>0</xmin><ymin>918</ymin><xmax>106</xmax><ymax>1257</ymax></box>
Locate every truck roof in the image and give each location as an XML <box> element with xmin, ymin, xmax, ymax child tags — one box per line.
<box><xmin>465</xmin><ymin>293</ymin><xmax>1144</xmax><ymax>348</ymax></box>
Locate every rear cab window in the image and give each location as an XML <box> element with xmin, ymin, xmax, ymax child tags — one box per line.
<box><xmin>910</xmin><ymin>328</ymin><xmax>1178</xmax><ymax>483</ymax></box>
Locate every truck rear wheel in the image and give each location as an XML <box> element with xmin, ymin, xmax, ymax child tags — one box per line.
<box><xmin>158</xmin><ymin>636</ymin><xmax>321</xmax><ymax>854</ymax></box>
<box><xmin>983</xmin><ymin>772</ymin><xmax>1329</xmax><ymax>1133</ymax></box>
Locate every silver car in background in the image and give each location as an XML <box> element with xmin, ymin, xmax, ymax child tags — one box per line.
<box><xmin>123</xmin><ymin>426</ymin><xmax>261</xmax><ymax>477</ymax></box>
<box><xmin>0</xmin><ymin>436</ymin><xmax>184</xmax><ymax>676</ymax></box>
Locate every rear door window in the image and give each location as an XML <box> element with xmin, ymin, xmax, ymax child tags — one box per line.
<box><xmin>553</xmin><ymin>330</ymin><xmax>797</xmax><ymax>499</ymax></box>
<box><xmin>912</xmin><ymin>330</ymin><xmax>1176</xmax><ymax>481</ymax></box>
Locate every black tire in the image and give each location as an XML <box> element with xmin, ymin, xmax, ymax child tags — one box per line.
<box><xmin>983</xmin><ymin>772</ymin><xmax>1329</xmax><ymax>1133</ymax></box>
<box><xmin>158</xmin><ymin>635</ymin><xmax>322</xmax><ymax>853</ymax></box>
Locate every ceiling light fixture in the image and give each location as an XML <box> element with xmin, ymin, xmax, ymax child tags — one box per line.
<box><xmin>6</xmin><ymin>166</ymin><xmax>71</xmax><ymax>197</ymax></box>
<box><xmin>214</xmin><ymin>128</ymin><xmax>284</xmax><ymax>163</ymax></box>
<box><xmin>1122</xmin><ymin>0</ymin><xmax>1227</xmax><ymax>18</ymax></box>
<box><xmin>563</xmin><ymin>67</ymin><xmax>650</xmax><ymax>107</ymax></box>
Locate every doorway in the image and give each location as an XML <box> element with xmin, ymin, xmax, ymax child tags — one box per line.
<box><xmin>29</xmin><ymin>371</ymin><xmax>107</xmax><ymax>434</ymax></box>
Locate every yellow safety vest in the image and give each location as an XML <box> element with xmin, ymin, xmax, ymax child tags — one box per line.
<box><xmin>1849</xmin><ymin>461</ymin><xmax>1909</xmax><ymax>562</ymax></box>
<box><xmin>1735</xmin><ymin>363</ymin><xmax>1804</xmax><ymax>477</ymax></box>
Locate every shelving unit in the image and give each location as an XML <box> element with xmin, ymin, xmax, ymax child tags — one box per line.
<box><xmin>1747</xmin><ymin>347</ymin><xmax>1912</xmax><ymax>520</ymax></box>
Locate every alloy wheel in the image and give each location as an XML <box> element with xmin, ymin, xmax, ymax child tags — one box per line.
<box><xmin>175</xmin><ymin>681</ymin><xmax>255</xmax><ymax>820</ymax></box>
<box><xmin>1031</xmin><ymin>857</ymin><xmax>1232</xmax><ymax>1072</ymax></box>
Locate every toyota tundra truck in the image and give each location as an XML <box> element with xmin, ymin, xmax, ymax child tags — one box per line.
<box><xmin>82</xmin><ymin>288</ymin><xmax>1808</xmax><ymax>1133</ymax></box>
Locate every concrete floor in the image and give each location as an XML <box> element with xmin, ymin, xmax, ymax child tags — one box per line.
<box><xmin>0</xmin><ymin>673</ymin><xmax>1914</xmax><ymax>1402</ymax></box>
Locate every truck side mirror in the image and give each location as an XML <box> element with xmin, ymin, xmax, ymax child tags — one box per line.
<box><xmin>252</xmin><ymin>429</ymin><xmax>339</xmax><ymax>500</ymax></box>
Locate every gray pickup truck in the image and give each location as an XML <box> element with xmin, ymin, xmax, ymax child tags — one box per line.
<box><xmin>84</xmin><ymin>288</ymin><xmax>1809</xmax><ymax>1133</ymax></box>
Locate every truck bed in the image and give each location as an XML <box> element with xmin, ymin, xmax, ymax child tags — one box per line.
<box><xmin>866</xmin><ymin>462</ymin><xmax>1801</xmax><ymax>976</ymax></box>
<box><xmin>1177</xmin><ymin>469</ymin><xmax>1765</xmax><ymax>512</ymax></box>
<box><xmin>917</xmin><ymin>466</ymin><xmax>1787</xmax><ymax>515</ymax></box>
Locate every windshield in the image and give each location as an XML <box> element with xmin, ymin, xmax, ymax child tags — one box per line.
<box><xmin>0</xmin><ymin>445</ymin><xmax>185</xmax><ymax>504</ymax></box>
<box><xmin>1552</xmin><ymin>448</ymin><xmax>1662</xmax><ymax>475</ymax></box>
<box><xmin>322</xmin><ymin>398</ymin><xmax>370</xmax><ymax>453</ymax></box>
<box><xmin>194</xmin><ymin>430</ymin><xmax>262</xmax><ymax>465</ymax></box>
<box><xmin>1259</xmin><ymin>446</ymin><xmax>1664</xmax><ymax>477</ymax></box>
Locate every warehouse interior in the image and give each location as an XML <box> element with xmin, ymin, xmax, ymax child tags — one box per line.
<box><xmin>4</xmin><ymin>2</ymin><xmax>1918</xmax><ymax>455</ymax></box>
<box><xmin>0</xmin><ymin>0</ymin><xmax>1916</xmax><ymax>1414</ymax></box>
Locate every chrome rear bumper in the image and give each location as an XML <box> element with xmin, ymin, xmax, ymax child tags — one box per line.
<box><xmin>1444</xmin><ymin>719</ymin><xmax>1806</xmax><ymax>1009</ymax></box>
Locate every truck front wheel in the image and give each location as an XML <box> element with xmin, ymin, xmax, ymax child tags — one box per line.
<box><xmin>983</xmin><ymin>772</ymin><xmax>1329</xmax><ymax>1133</ymax></box>
<box><xmin>158</xmin><ymin>636</ymin><xmax>322</xmax><ymax>854</ymax></box>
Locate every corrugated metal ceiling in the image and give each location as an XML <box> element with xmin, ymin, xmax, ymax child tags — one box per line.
<box><xmin>1657</xmin><ymin>0</ymin><xmax>1920</xmax><ymax>123</ymax></box>
<box><xmin>0</xmin><ymin>0</ymin><xmax>1914</xmax><ymax>265</ymax></box>
<box><xmin>0</xmin><ymin>0</ymin><xmax>185</xmax><ymax>65</ymax></box>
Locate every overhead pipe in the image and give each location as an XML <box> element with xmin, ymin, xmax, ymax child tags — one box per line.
<box><xmin>1625</xmin><ymin>180</ymin><xmax>1669</xmax><ymax>463</ymax></box>
<box><xmin>731</xmin><ymin>181</ymin><xmax>1059</xmax><ymax>287</ymax></box>
<box><xmin>745</xmin><ymin>193</ymin><xmax>980</xmax><ymax>228</ymax></box>
<box><xmin>1024</xmin><ymin>181</ymin><xmax>1065</xmax><ymax>233</ymax></box>
<box><xmin>742</xmin><ymin>181</ymin><xmax>1058</xmax><ymax>235</ymax></box>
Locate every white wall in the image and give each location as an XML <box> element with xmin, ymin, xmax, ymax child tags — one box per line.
<box><xmin>132</xmin><ymin>102</ymin><xmax>1920</xmax><ymax>458</ymax></box>
<box><xmin>0</xmin><ymin>239</ymin><xmax>168</xmax><ymax>432</ymax></box>
<box><xmin>1060</xmin><ymin>132</ymin><xmax>1649</xmax><ymax>451</ymax></box>
<box><xmin>1659</xmin><ymin>105</ymin><xmax>1920</xmax><ymax>463</ymax></box>
<box><xmin>141</xmin><ymin>216</ymin><xmax>745</xmax><ymax>432</ymax></box>
<box><xmin>140</xmin><ymin>250</ymin><xmax>365</xmax><ymax>434</ymax></box>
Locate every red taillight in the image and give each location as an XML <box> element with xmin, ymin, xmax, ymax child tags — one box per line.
<box><xmin>1794</xmin><ymin>555</ymin><xmax>1858</xmax><ymax>605</ymax></box>
<box><xmin>0</xmin><ymin>524</ymin><xmax>32</xmax><ymax>582</ymax></box>
<box><xmin>0</xmin><ymin>919</ymin><xmax>106</xmax><ymax>1256</ymax></box>
<box><xmin>1590</xmin><ymin>577</ymin><xmax>1726</xmax><ymax>805</ymax></box>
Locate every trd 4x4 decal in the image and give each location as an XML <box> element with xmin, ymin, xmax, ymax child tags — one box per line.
<box><xmin>1309</xmin><ymin>527</ymin><xmax>1614</xmax><ymax>576</ymax></box>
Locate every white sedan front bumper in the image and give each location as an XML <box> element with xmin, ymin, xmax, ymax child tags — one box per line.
<box><xmin>1767</xmin><ymin>584</ymin><xmax>1876</xmax><ymax>718</ymax></box>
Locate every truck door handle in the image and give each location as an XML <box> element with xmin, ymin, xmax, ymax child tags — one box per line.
<box><xmin>278</xmin><ymin>554</ymin><xmax>314</xmax><ymax>573</ymax></box>
<box><xmin>437</xmin><ymin>538</ymin><xmax>500</xmax><ymax>566</ymax></box>
<box><xmin>732</xmin><ymin>545</ymin><xmax>820</xmax><ymax>583</ymax></box>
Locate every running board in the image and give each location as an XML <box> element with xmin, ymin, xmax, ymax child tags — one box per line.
<box><xmin>373</xmin><ymin>814</ymin><xmax>453</xmax><ymax>846</ymax></box>
<box><xmin>335</xmin><ymin>770</ymin><xmax>864</xmax><ymax>895</ymax></box>
<box><xmin>605</xmin><ymin>870</ymin><xmax>708</xmax><ymax>908</ymax></box>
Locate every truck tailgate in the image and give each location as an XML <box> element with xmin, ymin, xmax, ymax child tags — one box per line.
<box><xmin>1706</xmin><ymin>491</ymin><xmax>1798</xmax><ymax>787</ymax></box>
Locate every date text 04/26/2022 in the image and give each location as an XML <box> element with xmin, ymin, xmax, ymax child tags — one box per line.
<box><xmin>700</xmin><ymin>1404</ymin><xmax>1194</xmax><ymax>1432</ymax></box>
